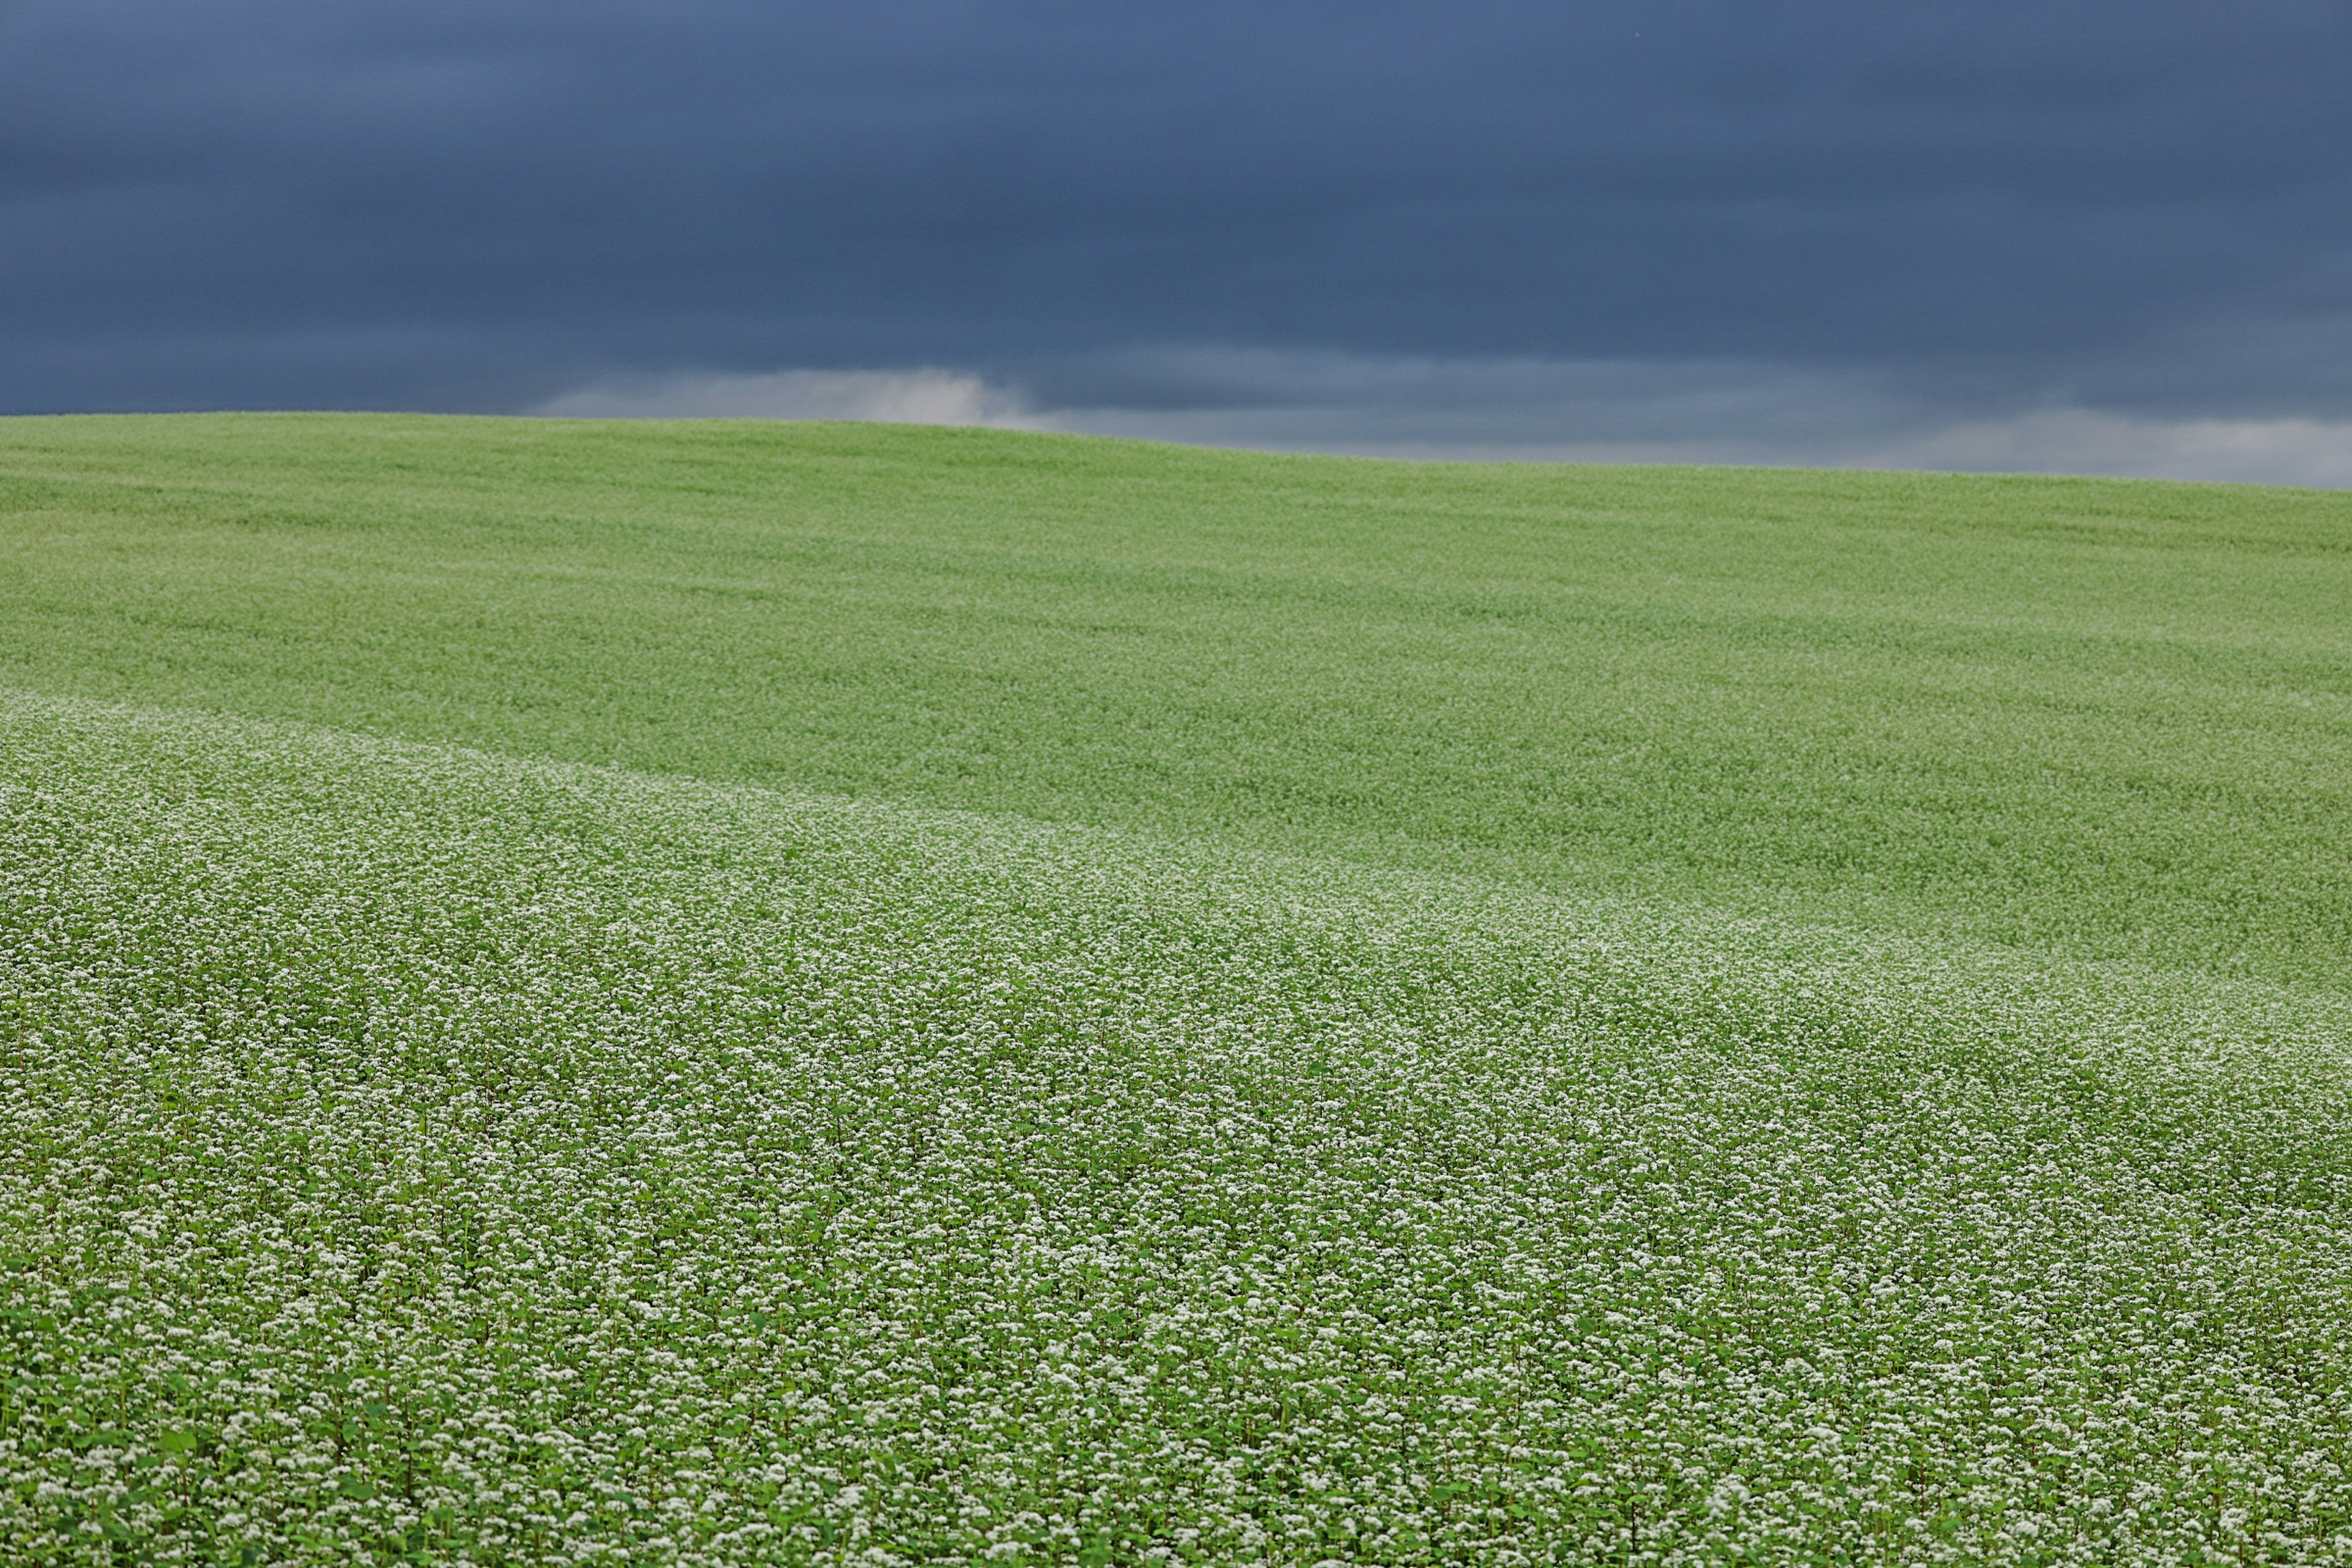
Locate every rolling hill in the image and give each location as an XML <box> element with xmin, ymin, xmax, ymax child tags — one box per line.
<box><xmin>4</xmin><ymin>415</ymin><xmax>2350</xmax><ymax>1564</ymax></box>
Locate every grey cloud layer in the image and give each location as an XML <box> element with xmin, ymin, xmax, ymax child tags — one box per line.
<box><xmin>538</xmin><ymin>353</ymin><xmax>2352</xmax><ymax>488</ymax></box>
<box><xmin>5</xmin><ymin>1</ymin><xmax>2351</xmax><ymax>476</ymax></box>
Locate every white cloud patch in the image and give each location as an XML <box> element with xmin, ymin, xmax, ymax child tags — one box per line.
<box><xmin>532</xmin><ymin>353</ymin><xmax>2352</xmax><ymax>489</ymax></box>
<box><xmin>1864</xmin><ymin>409</ymin><xmax>2352</xmax><ymax>489</ymax></box>
<box><xmin>533</xmin><ymin>368</ymin><xmax>1046</xmax><ymax>428</ymax></box>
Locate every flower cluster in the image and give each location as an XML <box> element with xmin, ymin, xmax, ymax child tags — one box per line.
<box><xmin>4</xmin><ymin>693</ymin><xmax>2350</xmax><ymax>1564</ymax></box>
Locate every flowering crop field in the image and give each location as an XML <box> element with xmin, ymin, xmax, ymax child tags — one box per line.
<box><xmin>4</xmin><ymin>418</ymin><xmax>2352</xmax><ymax>1563</ymax></box>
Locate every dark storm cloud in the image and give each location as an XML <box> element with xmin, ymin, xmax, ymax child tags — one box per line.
<box><xmin>4</xmin><ymin>0</ymin><xmax>2351</xmax><ymax>473</ymax></box>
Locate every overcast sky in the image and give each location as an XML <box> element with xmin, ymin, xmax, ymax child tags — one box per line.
<box><xmin>7</xmin><ymin>1</ymin><xmax>2352</xmax><ymax>482</ymax></box>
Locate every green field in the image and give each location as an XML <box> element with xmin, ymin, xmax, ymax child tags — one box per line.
<box><xmin>4</xmin><ymin>414</ymin><xmax>2351</xmax><ymax>1563</ymax></box>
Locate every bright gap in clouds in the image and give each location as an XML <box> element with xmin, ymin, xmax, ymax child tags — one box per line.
<box><xmin>533</xmin><ymin>369</ymin><xmax>1046</xmax><ymax>428</ymax></box>
<box><xmin>532</xmin><ymin>356</ymin><xmax>2352</xmax><ymax>489</ymax></box>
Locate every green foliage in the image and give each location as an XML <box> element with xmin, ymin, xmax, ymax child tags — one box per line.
<box><xmin>2</xmin><ymin>419</ymin><xmax>2351</xmax><ymax>1562</ymax></box>
<box><xmin>2</xmin><ymin>414</ymin><xmax>2348</xmax><ymax>986</ymax></box>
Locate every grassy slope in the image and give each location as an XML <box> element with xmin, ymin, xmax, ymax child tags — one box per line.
<box><xmin>2</xmin><ymin>413</ymin><xmax>2348</xmax><ymax>987</ymax></box>
<box><xmin>5</xmin><ymin>415</ymin><xmax>2352</xmax><ymax>1562</ymax></box>
<box><xmin>7</xmin><ymin>693</ymin><xmax>2350</xmax><ymax>1564</ymax></box>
